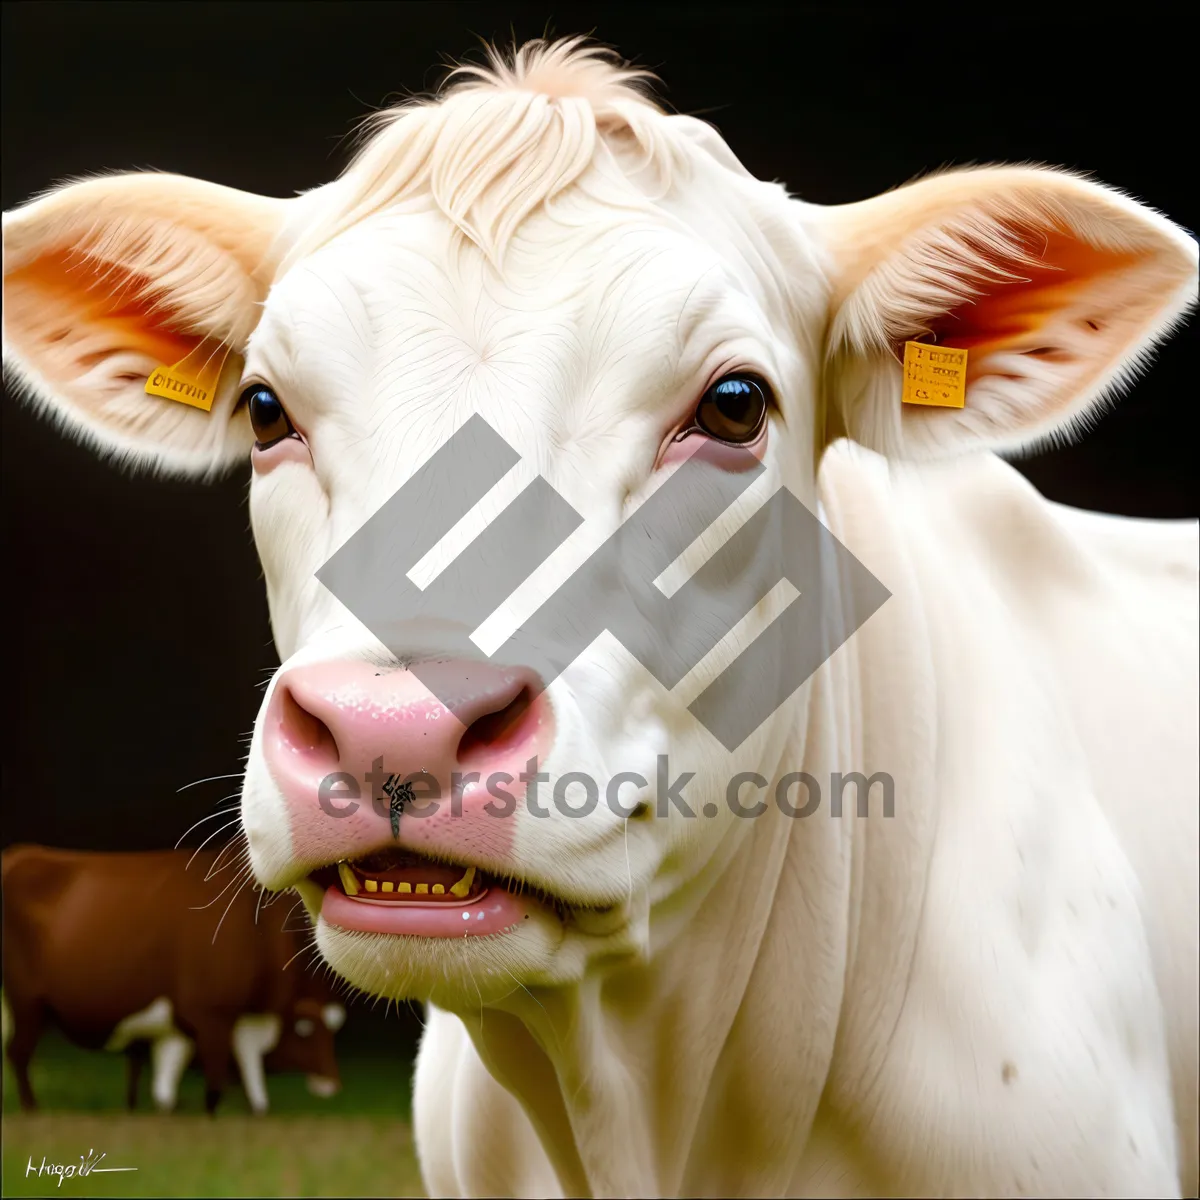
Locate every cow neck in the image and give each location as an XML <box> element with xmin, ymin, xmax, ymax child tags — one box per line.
<box><xmin>455</xmin><ymin>451</ymin><xmax>940</xmax><ymax>1197</ymax></box>
<box><xmin>453</xmin><ymin>604</ymin><xmax>883</xmax><ymax>1191</ymax></box>
<box><xmin>457</xmin><ymin>765</ymin><xmax>800</xmax><ymax>1195</ymax></box>
<box><xmin>801</xmin><ymin>447</ymin><xmax>942</xmax><ymax>1171</ymax></box>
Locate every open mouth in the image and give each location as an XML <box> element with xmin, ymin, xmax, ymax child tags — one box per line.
<box><xmin>333</xmin><ymin>851</ymin><xmax>488</xmax><ymax>902</ymax></box>
<box><xmin>311</xmin><ymin>847</ymin><xmax>566</xmax><ymax>939</ymax></box>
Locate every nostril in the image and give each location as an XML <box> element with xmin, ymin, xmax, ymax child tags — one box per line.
<box><xmin>456</xmin><ymin>686</ymin><xmax>538</xmax><ymax>769</ymax></box>
<box><xmin>277</xmin><ymin>686</ymin><xmax>340</xmax><ymax>765</ymax></box>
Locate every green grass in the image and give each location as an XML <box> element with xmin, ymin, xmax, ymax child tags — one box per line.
<box><xmin>3</xmin><ymin>1027</ymin><xmax>415</xmax><ymax>1119</ymax></box>
<box><xmin>2</xmin><ymin>1029</ymin><xmax>425</xmax><ymax>1196</ymax></box>
<box><xmin>3</xmin><ymin>1113</ymin><xmax>424</xmax><ymax>1197</ymax></box>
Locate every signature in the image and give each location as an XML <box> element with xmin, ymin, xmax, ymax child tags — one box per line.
<box><xmin>26</xmin><ymin>1150</ymin><xmax>136</xmax><ymax>1187</ymax></box>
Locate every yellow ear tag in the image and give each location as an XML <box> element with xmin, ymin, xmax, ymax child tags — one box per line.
<box><xmin>901</xmin><ymin>341</ymin><xmax>968</xmax><ymax>408</ymax></box>
<box><xmin>144</xmin><ymin>339</ymin><xmax>231</xmax><ymax>413</ymax></box>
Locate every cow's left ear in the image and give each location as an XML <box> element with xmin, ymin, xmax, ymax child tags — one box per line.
<box><xmin>817</xmin><ymin>166</ymin><xmax>1198</xmax><ymax>460</ymax></box>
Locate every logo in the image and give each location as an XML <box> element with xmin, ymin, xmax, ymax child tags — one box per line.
<box><xmin>317</xmin><ymin>416</ymin><xmax>889</xmax><ymax>750</ymax></box>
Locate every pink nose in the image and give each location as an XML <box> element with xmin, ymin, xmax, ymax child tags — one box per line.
<box><xmin>262</xmin><ymin>659</ymin><xmax>554</xmax><ymax>868</ymax></box>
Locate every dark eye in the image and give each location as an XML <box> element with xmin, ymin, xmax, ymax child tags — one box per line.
<box><xmin>693</xmin><ymin>375</ymin><xmax>770</xmax><ymax>445</ymax></box>
<box><xmin>240</xmin><ymin>384</ymin><xmax>295</xmax><ymax>448</ymax></box>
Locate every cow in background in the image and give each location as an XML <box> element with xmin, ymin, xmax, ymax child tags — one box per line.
<box><xmin>2</xmin><ymin>845</ymin><xmax>344</xmax><ymax>1113</ymax></box>
<box><xmin>122</xmin><ymin>936</ymin><xmax>347</xmax><ymax>1112</ymax></box>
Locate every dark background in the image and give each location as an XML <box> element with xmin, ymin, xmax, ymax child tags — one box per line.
<box><xmin>3</xmin><ymin>2</ymin><xmax>1196</xmax><ymax>856</ymax></box>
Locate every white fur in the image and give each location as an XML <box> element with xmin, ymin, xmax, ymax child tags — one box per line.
<box><xmin>150</xmin><ymin>1032</ymin><xmax>195</xmax><ymax>1113</ymax></box>
<box><xmin>232</xmin><ymin>1013</ymin><xmax>282</xmax><ymax>1115</ymax></box>
<box><xmin>102</xmin><ymin>998</ymin><xmax>197</xmax><ymax>1113</ymax></box>
<box><xmin>2</xmin><ymin>38</ymin><xmax>1196</xmax><ymax>1199</ymax></box>
<box><xmin>102</xmin><ymin>996</ymin><xmax>175</xmax><ymax>1053</ymax></box>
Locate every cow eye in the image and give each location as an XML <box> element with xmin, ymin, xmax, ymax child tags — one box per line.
<box><xmin>240</xmin><ymin>384</ymin><xmax>296</xmax><ymax>448</ymax></box>
<box><xmin>692</xmin><ymin>375</ymin><xmax>769</xmax><ymax>445</ymax></box>
<box><xmin>294</xmin><ymin>1018</ymin><xmax>316</xmax><ymax>1037</ymax></box>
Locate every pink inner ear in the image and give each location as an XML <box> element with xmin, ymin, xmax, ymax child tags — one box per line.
<box><xmin>920</xmin><ymin>227</ymin><xmax>1139</xmax><ymax>382</ymax></box>
<box><xmin>6</xmin><ymin>250</ymin><xmax>201</xmax><ymax>381</ymax></box>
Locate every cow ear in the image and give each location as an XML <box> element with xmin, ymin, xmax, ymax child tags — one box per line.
<box><xmin>816</xmin><ymin>166</ymin><xmax>1198</xmax><ymax>460</ymax></box>
<box><xmin>3</xmin><ymin>172</ymin><xmax>291</xmax><ymax>477</ymax></box>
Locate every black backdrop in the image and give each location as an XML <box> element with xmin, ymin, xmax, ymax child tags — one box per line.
<box><xmin>3</xmin><ymin>2</ymin><xmax>1197</xmax><ymax>859</ymax></box>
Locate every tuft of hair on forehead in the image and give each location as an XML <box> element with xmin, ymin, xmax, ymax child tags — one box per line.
<box><xmin>296</xmin><ymin>37</ymin><xmax>679</xmax><ymax>268</ymax></box>
<box><xmin>443</xmin><ymin>36</ymin><xmax>659</xmax><ymax>105</ymax></box>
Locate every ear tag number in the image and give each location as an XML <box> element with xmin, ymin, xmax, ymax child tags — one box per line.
<box><xmin>901</xmin><ymin>341</ymin><xmax>968</xmax><ymax>408</ymax></box>
<box><xmin>144</xmin><ymin>339</ymin><xmax>231</xmax><ymax>412</ymax></box>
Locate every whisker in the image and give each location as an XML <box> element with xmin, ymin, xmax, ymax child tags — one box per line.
<box><xmin>189</xmin><ymin>856</ymin><xmax>253</xmax><ymax>910</ymax></box>
<box><xmin>282</xmin><ymin>935</ymin><xmax>322</xmax><ymax>973</ymax></box>
<box><xmin>186</xmin><ymin>818</ymin><xmax>243</xmax><ymax>870</ymax></box>
<box><xmin>212</xmin><ymin>873</ymin><xmax>255</xmax><ymax>945</ymax></box>
<box><xmin>205</xmin><ymin>835</ymin><xmax>249</xmax><ymax>880</ymax></box>
<box><xmin>176</xmin><ymin>772</ymin><xmax>243</xmax><ymax>794</ymax></box>
<box><xmin>173</xmin><ymin>803</ymin><xmax>242</xmax><ymax>848</ymax></box>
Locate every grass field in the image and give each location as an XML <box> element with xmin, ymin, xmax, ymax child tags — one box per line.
<box><xmin>4</xmin><ymin>1113</ymin><xmax>424</xmax><ymax>1198</ymax></box>
<box><xmin>2</xmin><ymin>1028</ymin><xmax>426</xmax><ymax>1197</ymax></box>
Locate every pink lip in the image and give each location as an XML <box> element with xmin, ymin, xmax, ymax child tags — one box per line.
<box><xmin>320</xmin><ymin>884</ymin><xmax>538</xmax><ymax>937</ymax></box>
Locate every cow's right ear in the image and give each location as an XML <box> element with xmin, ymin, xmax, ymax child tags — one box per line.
<box><xmin>3</xmin><ymin>172</ymin><xmax>291</xmax><ymax>477</ymax></box>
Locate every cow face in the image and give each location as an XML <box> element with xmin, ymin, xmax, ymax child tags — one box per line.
<box><xmin>235</xmin><ymin>188</ymin><xmax>827</xmax><ymax>1006</ymax></box>
<box><xmin>264</xmin><ymin>998</ymin><xmax>344</xmax><ymax>1097</ymax></box>
<box><xmin>3</xmin><ymin>42</ymin><xmax>1194</xmax><ymax>1011</ymax></box>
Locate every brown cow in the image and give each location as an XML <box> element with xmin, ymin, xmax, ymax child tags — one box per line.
<box><xmin>1</xmin><ymin>845</ymin><xmax>344</xmax><ymax>1114</ymax></box>
<box><xmin>122</xmin><ymin>941</ymin><xmax>347</xmax><ymax>1111</ymax></box>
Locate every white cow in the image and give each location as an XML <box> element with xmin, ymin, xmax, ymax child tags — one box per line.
<box><xmin>4</xmin><ymin>37</ymin><xmax>1196</xmax><ymax>1198</ymax></box>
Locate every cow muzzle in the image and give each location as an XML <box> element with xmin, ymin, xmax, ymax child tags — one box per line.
<box><xmin>261</xmin><ymin>657</ymin><xmax>555</xmax><ymax>870</ymax></box>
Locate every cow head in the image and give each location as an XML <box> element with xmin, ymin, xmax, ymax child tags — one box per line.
<box><xmin>264</xmin><ymin>996</ymin><xmax>345</xmax><ymax>1098</ymax></box>
<box><xmin>4</xmin><ymin>40</ymin><xmax>1195</xmax><ymax>1012</ymax></box>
